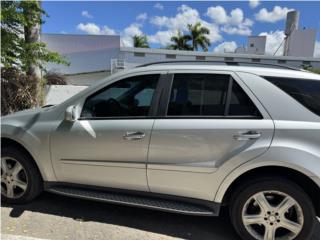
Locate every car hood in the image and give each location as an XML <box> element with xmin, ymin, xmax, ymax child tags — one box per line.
<box><xmin>1</xmin><ymin>107</ymin><xmax>56</xmax><ymax>127</ymax></box>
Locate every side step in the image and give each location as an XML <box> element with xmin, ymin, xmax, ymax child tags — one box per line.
<box><xmin>48</xmin><ymin>186</ymin><xmax>216</xmax><ymax>216</ymax></box>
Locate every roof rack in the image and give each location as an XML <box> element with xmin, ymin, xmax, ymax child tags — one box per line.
<box><xmin>136</xmin><ymin>60</ymin><xmax>302</xmax><ymax>71</ymax></box>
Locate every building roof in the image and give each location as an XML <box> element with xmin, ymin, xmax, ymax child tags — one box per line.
<box><xmin>120</xmin><ymin>47</ymin><xmax>320</xmax><ymax>61</ymax></box>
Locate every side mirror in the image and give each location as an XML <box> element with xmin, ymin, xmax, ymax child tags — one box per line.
<box><xmin>65</xmin><ymin>105</ymin><xmax>77</xmax><ymax>122</ymax></box>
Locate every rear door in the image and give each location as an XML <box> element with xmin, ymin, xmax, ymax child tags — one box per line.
<box><xmin>147</xmin><ymin>71</ymin><xmax>274</xmax><ymax>199</ymax></box>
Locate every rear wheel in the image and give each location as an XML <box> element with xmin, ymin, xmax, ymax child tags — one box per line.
<box><xmin>230</xmin><ymin>178</ymin><xmax>316</xmax><ymax>240</ymax></box>
<box><xmin>1</xmin><ymin>146</ymin><xmax>43</xmax><ymax>204</ymax></box>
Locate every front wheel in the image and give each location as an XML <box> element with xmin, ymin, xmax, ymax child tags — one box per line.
<box><xmin>1</xmin><ymin>146</ymin><xmax>43</xmax><ymax>204</ymax></box>
<box><xmin>230</xmin><ymin>178</ymin><xmax>316</xmax><ymax>240</ymax></box>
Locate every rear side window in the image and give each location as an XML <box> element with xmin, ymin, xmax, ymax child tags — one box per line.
<box><xmin>167</xmin><ymin>74</ymin><xmax>261</xmax><ymax>118</ymax></box>
<box><xmin>264</xmin><ymin>77</ymin><xmax>320</xmax><ymax>116</ymax></box>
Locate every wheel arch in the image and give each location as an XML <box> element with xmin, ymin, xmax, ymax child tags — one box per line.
<box><xmin>1</xmin><ymin>137</ymin><xmax>44</xmax><ymax>181</ymax></box>
<box><xmin>219</xmin><ymin>165</ymin><xmax>320</xmax><ymax>216</ymax></box>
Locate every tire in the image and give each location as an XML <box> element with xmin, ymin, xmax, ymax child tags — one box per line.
<box><xmin>1</xmin><ymin>146</ymin><xmax>43</xmax><ymax>204</ymax></box>
<box><xmin>229</xmin><ymin>177</ymin><xmax>316</xmax><ymax>240</ymax></box>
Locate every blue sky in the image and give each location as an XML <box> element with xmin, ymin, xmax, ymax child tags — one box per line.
<box><xmin>42</xmin><ymin>1</ymin><xmax>320</xmax><ymax>56</ymax></box>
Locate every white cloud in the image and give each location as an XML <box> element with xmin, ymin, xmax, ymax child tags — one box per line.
<box><xmin>314</xmin><ymin>41</ymin><xmax>320</xmax><ymax>58</ymax></box>
<box><xmin>154</xmin><ymin>3</ymin><xmax>164</xmax><ymax>10</ymax></box>
<box><xmin>77</xmin><ymin>23</ymin><xmax>116</xmax><ymax>35</ymax></box>
<box><xmin>77</xmin><ymin>22</ymin><xmax>143</xmax><ymax>47</ymax></box>
<box><xmin>249</xmin><ymin>0</ymin><xmax>260</xmax><ymax>9</ymax></box>
<box><xmin>259</xmin><ymin>30</ymin><xmax>285</xmax><ymax>55</ymax></box>
<box><xmin>77</xmin><ymin>23</ymin><xmax>100</xmax><ymax>34</ymax></box>
<box><xmin>255</xmin><ymin>6</ymin><xmax>294</xmax><ymax>23</ymax></box>
<box><xmin>121</xmin><ymin>23</ymin><xmax>143</xmax><ymax>47</ymax></box>
<box><xmin>148</xmin><ymin>30</ymin><xmax>176</xmax><ymax>46</ymax></box>
<box><xmin>150</xmin><ymin>4</ymin><xmax>222</xmax><ymax>46</ymax></box>
<box><xmin>136</xmin><ymin>13</ymin><xmax>147</xmax><ymax>22</ymax></box>
<box><xmin>81</xmin><ymin>10</ymin><xmax>93</xmax><ymax>19</ymax></box>
<box><xmin>213</xmin><ymin>41</ymin><xmax>237</xmax><ymax>53</ymax></box>
<box><xmin>102</xmin><ymin>26</ymin><xmax>117</xmax><ymax>35</ymax></box>
<box><xmin>206</xmin><ymin>6</ymin><xmax>253</xmax><ymax>36</ymax></box>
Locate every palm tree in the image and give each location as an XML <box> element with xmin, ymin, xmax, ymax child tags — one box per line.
<box><xmin>187</xmin><ymin>22</ymin><xmax>211</xmax><ymax>51</ymax></box>
<box><xmin>132</xmin><ymin>35</ymin><xmax>149</xmax><ymax>48</ymax></box>
<box><xmin>168</xmin><ymin>31</ymin><xmax>192</xmax><ymax>51</ymax></box>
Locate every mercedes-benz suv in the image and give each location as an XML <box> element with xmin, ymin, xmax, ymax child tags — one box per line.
<box><xmin>2</xmin><ymin>62</ymin><xmax>320</xmax><ymax>240</ymax></box>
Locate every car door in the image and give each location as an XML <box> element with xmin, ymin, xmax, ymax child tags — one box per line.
<box><xmin>147</xmin><ymin>71</ymin><xmax>274</xmax><ymax>199</ymax></box>
<box><xmin>50</xmin><ymin>73</ymin><xmax>161</xmax><ymax>192</ymax></box>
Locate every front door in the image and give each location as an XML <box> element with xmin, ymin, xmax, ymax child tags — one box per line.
<box><xmin>147</xmin><ymin>72</ymin><xmax>274</xmax><ymax>199</ymax></box>
<box><xmin>50</xmin><ymin>74</ymin><xmax>160</xmax><ymax>191</ymax></box>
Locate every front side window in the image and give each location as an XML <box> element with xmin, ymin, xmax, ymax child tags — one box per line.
<box><xmin>81</xmin><ymin>74</ymin><xmax>159</xmax><ymax>118</ymax></box>
<box><xmin>167</xmin><ymin>73</ymin><xmax>261</xmax><ymax>117</ymax></box>
<box><xmin>264</xmin><ymin>76</ymin><xmax>320</xmax><ymax>116</ymax></box>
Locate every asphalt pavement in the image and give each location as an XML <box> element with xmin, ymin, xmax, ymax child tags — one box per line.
<box><xmin>1</xmin><ymin>192</ymin><xmax>320</xmax><ymax>240</ymax></box>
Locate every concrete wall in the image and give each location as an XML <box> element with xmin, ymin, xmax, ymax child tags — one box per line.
<box><xmin>65</xmin><ymin>71</ymin><xmax>110</xmax><ymax>86</ymax></box>
<box><xmin>42</xmin><ymin>34</ymin><xmax>120</xmax><ymax>74</ymax></box>
<box><xmin>121</xmin><ymin>48</ymin><xmax>320</xmax><ymax>68</ymax></box>
<box><xmin>45</xmin><ymin>85</ymin><xmax>88</xmax><ymax>105</ymax></box>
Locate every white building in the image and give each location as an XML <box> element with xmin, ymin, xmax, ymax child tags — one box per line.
<box><xmin>42</xmin><ymin>34</ymin><xmax>320</xmax><ymax>86</ymax></box>
<box><xmin>286</xmin><ymin>29</ymin><xmax>317</xmax><ymax>57</ymax></box>
<box><xmin>247</xmin><ymin>36</ymin><xmax>266</xmax><ymax>55</ymax></box>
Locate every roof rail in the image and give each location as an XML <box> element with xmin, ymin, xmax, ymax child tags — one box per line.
<box><xmin>136</xmin><ymin>60</ymin><xmax>302</xmax><ymax>71</ymax></box>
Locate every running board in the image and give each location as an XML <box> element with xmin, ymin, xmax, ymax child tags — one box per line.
<box><xmin>47</xmin><ymin>186</ymin><xmax>217</xmax><ymax>216</ymax></box>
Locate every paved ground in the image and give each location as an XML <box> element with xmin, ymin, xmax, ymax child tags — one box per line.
<box><xmin>1</xmin><ymin>192</ymin><xmax>320</xmax><ymax>240</ymax></box>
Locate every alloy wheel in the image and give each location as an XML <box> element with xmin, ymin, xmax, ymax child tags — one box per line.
<box><xmin>1</xmin><ymin>157</ymin><xmax>28</xmax><ymax>199</ymax></box>
<box><xmin>242</xmin><ymin>190</ymin><xmax>304</xmax><ymax>240</ymax></box>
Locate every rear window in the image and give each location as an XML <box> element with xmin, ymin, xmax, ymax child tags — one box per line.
<box><xmin>263</xmin><ymin>77</ymin><xmax>320</xmax><ymax>116</ymax></box>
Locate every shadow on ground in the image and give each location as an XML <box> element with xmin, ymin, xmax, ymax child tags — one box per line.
<box><xmin>3</xmin><ymin>192</ymin><xmax>239</xmax><ymax>240</ymax></box>
<box><xmin>2</xmin><ymin>192</ymin><xmax>320</xmax><ymax>240</ymax></box>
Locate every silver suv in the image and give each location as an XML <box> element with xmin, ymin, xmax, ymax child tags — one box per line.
<box><xmin>2</xmin><ymin>63</ymin><xmax>320</xmax><ymax>240</ymax></box>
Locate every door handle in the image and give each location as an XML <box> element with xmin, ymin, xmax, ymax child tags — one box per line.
<box><xmin>233</xmin><ymin>131</ymin><xmax>261</xmax><ymax>141</ymax></box>
<box><xmin>123</xmin><ymin>131</ymin><xmax>145</xmax><ymax>140</ymax></box>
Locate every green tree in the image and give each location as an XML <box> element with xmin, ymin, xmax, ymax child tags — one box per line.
<box><xmin>187</xmin><ymin>22</ymin><xmax>211</xmax><ymax>51</ymax></box>
<box><xmin>168</xmin><ymin>31</ymin><xmax>192</xmax><ymax>51</ymax></box>
<box><xmin>1</xmin><ymin>0</ymin><xmax>68</xmax><ymax>110</ymax></box>
<box><xmin>132</xmin><ymin>35</ymin><xmax>150</xmax><ymax>48</ymax></box>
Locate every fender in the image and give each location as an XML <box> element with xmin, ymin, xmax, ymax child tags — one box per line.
<box><xmin>214</xmin><ymin>146</ymin><xmax>320</xmax><ymax>203</ymax></box>
<box><xmin>1</xmin><ymin>124</ymin><xmax>57</xmax><ymax>182</ymax></box>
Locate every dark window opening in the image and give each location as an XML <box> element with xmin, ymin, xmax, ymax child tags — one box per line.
<box><xmin>252</xmin><ymin>58</ymin><xmax>261</xmax><ymax>63</ymax></box>
<box><xmin>81</xmin><ymin>75</ymin><xmax>159</xmax><ymax>118</ymax></box>
<box><xmin>166</xmin><ymin>54</ymin><xmax>176</xmax><ymax>59</ymax></box>
<box><xmin>225</xmin><ymin>57</ymin><xmax>234</xmax><ymax>62</ymax></box>
<box><xmin>278</xmin><ymin>60</ymin><xmax>286</xmax><ymax>64</ymax></box>
<box><xmin>263</xmin><ymin>76</ymin><xmax>320</xmax><ymax>117</ymax></box>
<box><xmin>134</xmin><ymin>52</ymin><xmax>145</xmax><ymax>57</ymax></box>
<box><xmin>196</xmin><ymin>56</ymin><xmax>206</xmax><ymax>60</ymax></box>
<box><xmin>167</xmin><ymin>74</ymin><xmax>261</xmax><ymax>118</ymax></box>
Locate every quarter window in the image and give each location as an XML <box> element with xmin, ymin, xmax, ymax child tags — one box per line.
<box><xmin>263</xmin><ymin>76</ymin><xmax>320</xmax><ymax>116</ymax></box>
<box><xmin>81</xmin><ymin>75</ymin><xmax>159</xmax><ymax>118</ymax></box>
<box><xmin>167</xmin><ymin>74</ymin><xmax>261</xmax><ymax>117</ymax></box>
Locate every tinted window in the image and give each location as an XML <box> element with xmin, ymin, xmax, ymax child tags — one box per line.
<box><xmin>168</xmin><ymin>74</ymin><xmax>229</xmax><ymax>116</ymax></box>
<box><xmin>81</xmin><ymin>75</ymin><xmax>159</xmax><ymax>118</ymax></box>
<box><xmin>264</xmin><ymin>77</ymin><xmax>320</xmax><ymax>116</ymax></box>
<box><xmin>229</xmin><ymin>80</ymin><xmax>261</xmax><ymax>116</ymax></box>
<box><xmin>167</xmin><ymin>74</ymin><xmax>261</xmax><ymax>117</ymax></box>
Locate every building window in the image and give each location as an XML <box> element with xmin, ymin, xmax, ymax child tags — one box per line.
<box><xmin>225</xmin><ymin>57</ymin><xmax>234</xmax><ymax>62</ymax></box>
<box><xmin>196</xmin><ymin>56</ymin><xmax>206</xmax><ymax>60</ymax></box>
<box><xmin>134</xmin><ymin>52</ymin><xmax>145</xmax><ymax>57</ymax></box>
<box><xmin>250</xmin><ymin>43</ymin><xmax>254</xmax><ymax>47</ymax></box>
<box><xmin>252</xmin><ymin>58</ymin><xmax>261</xmax><ymax>63</ymax></box>
<box><xmin>278</xmin><ymin>60</ymin><xmax>287</xmax><ymax>64</ymax></box>
<box><xmin>166</xmin><ymin>54</ymin><xmax>176</xmax><ymax>59</ymax></box>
